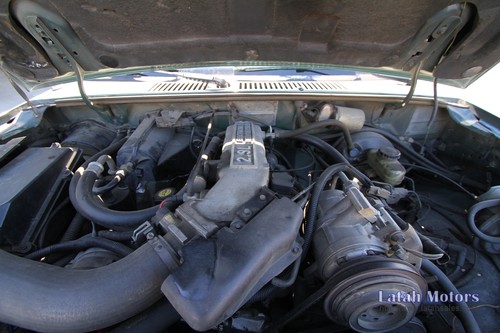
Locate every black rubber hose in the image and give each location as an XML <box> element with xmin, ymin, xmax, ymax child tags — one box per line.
<box><xmin>290</xmin><ymin>134</ymin><xmax>349</xmax><ymax>164</ymax></box>
<box><xmin>448</xmin><ymin>243</ymin><xmax>468</xmax><ymax>282</ymax></box>
<box><xmin>203</xmin><ymin>135</ymin><xmax>223</xmax><ymax>160</ymax></box>
<box><xmin>248</xmin><ymin>259</ymin><xmax>301</xmax><ymax>304</ymax></box>
<box><xmin>69</xmin><ymin>137</ymin><xmax>128</xmax><ymax>213</ymax></box>
<box><xmin>417</xmin><ymin>232</ymin><xmax>450</xmax><ymax>264</ymax></box>
<box><xmin>467</xmin><ymin>199</ymin><xmax>500</xmax><ymax>244</ymax></box>
<box><xmin>187</xmin><ymin>112</ymin><xmax>215</xmax><ymax>196</ymax></box>
<box><xmin>358</xmin><ymin>127</ymin><xmax>451</xmax><ymax>175</ymax></box>
<box><xmin>385</xmin><ymin>207</ymin><xmax>450</xmax><ymax>263</ymax></box>
<box><xmin>386</xmin><ymin>207</ymin><xmax>409</xmax><ymax>230</ymax></box>
<box><xmin>110</xmin><ymin>298</ymin><xmax>180</xmax><ymax>333</ymax></box>
<box><xmin>97</xmin><ymin>230</ymin><xmax>134</xmax><ymax>241</ymax></box>
<box><xmin>0</xmin><ymin>243</ymin><xmax>171</xmax><ymax>333</ymax></box>
<box><xmin>421</xmin><ymin>259</ymin><xmax>481</xmax><ymax>333</ymax></box>
<box><xmin>248</xmin><ymin>283</ymin><xmax>279</xmax><ymax>304</ymax></box>
<box><xmin>75</xmin><ymin>168</ymin><xmax>159</xmax><ymax>229</ymax></box>
<box><xmin>357</xmin><ymin>127</ymin><xmax>484</xmax><ymax>190</ymax></box>
<box><xmin>287</xmin><ymin>135</ymin><xmax>371</xmax><ymax>185</ymax></box>
<box><xmin>25</xmin><ymin>236</ymin><xmax>133</xmax><ymax>260</ymax></box>
<box><xmin>160</xmin><ymin>189</ymin><xmax>186</xmax><ymax>211</ymax></box>
<box><xmin>271</xmin><ymin>257</ymin><xmax>301</xmax><ymax>288</ymax></box>
<box><xmin>303</xmin><ymin>163</ymin><xmax>368</xmax><ymax>258</ymax></box>
<box><xmin>60</xmin><ymin>213</ymin><xmax>86</xmax><ymax>242</ymax></box>
<box><xmin>276</xmin><ymin>119</ymin><xmax>354</xmax><ymax>150</ymax></box>
<box><xmin>402</xmin><ymin>163</ymin><xmax>476</xmax><ymax>198</ymax></box>
<box><xmin>92</xmin><ymin>174</ymin><xmax>122</xmax><ymax>194</ymax></box>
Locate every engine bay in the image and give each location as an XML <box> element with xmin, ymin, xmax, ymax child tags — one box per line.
<box><xmin>0</xmin><ymin>99</ymin><xmax>498</xmax><ymax>333</ymax></box>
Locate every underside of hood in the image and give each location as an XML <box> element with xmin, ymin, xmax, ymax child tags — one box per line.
<box><xmin>1</xmin><ymin>0</ymin><xmax>499</xmax><ymax>87</ymax></box>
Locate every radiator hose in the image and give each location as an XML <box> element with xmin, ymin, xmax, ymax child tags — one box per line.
<box><xmin>0</xmin><ymin>243</ymin><xmax>171</xmax><ymax>332</ymax></box>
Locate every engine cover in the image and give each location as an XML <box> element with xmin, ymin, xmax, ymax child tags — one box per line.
<box><xmin>175</xmin><ymin>121</ymin><xmax>269</xmax><ymax>237</ymax></box>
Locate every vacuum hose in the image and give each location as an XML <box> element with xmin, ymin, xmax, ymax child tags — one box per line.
<box><xmin>75</xmin><ymin>164</ymin><xmax>159</xmax><ymax>229</ymax></box>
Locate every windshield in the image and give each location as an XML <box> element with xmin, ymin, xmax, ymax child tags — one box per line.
<box><xmin>464</xmin><ymin>63</ymin><xmax>500</xmax><ymax>117</ymax></box>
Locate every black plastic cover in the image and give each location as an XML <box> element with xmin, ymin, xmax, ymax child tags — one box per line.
<box><xmin>161</xmin><ymin>198</ymin><xmax>303</xmax><ymax>331</ymax></box>
<box><xmin>0</xmin><ymin>146</ymin><xmax>80</xmax><ymax>251</ymax></box>
<box><xmin>117</xmin><ymin>116</ymin><xmax>174</xmax><ymax>186</ymax></box>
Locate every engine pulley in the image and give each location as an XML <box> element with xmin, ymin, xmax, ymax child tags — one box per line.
<box><xmin>324</xmin><ymin>257</ymin><xmax>427</xmax><ymax>333</ymax></box>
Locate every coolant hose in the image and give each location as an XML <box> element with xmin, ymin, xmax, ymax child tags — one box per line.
<box><xmin>421</xmin><ymin>259</ymin><xmax>481</xmax><ymax>333</ymax></box>
<box><xmin>0</xmin><ymin>243</ymin><xmax>171</xmax><ymax>333</ymax></box>
<box><xmin>75</xmin><ymin>168</ymin><xmax>159</xmax><ymax>229</ymax></box>
<box><xmin>467</xmin><ymin>199</ymin><xmax>500</xmax><ymax>244</ymax></box>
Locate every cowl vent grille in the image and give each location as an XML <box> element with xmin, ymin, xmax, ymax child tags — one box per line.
<box><xmin>238</xmin><ymin>81</ymin><xmax>346</xmax><ymax>91</ymax></box>
<box><xmin>149</xmin><ymin>80</ymin><xmax>346</xmax><ymax>93</ymax></box>
<box><xmin>149</xmin><ymin>81</ymin><xmax>208</xmax><ymax>92</ymax></box>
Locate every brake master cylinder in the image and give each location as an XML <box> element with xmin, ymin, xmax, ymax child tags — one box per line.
<box><xmin>367</xmin><ymin>147</ymin><xmax>406</xmax><ymax>185</ymax></box>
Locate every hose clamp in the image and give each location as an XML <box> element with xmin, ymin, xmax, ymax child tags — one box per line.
<box><xmin>86</xmin><ymin>161</ymin><xmax>105</xmax><ymax>176</ymax></box>
<box><xmin>148</xmin><ymin>236</ymin><xmax>180</xmax><ymax>272</ymax></box>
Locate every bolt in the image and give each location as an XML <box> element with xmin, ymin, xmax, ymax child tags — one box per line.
<box><xmin>243</xmin><ymin>208</ymin><xmax>252</xmax><ymax>216</ymax></box>
<box><xmin>477</xmin><ymin>273</ymin><xmax>482</xmax><ymax>277</ymax></box>
<box><xmin>259</xmin><ymin>194</ymin><xmax>266</xmax><ymax>201</ymax></box>
<box><xmin>390</xmin><ymin>232</ymin><xmax>405</xmax><ymax>243</ymax></box>
<box><xmin>461</xmin><ymin>268</ymin><xmax>466</xmax><ymax>272</ymax></box>
<box><xmin>348</xmin><ymin>148</ymin><xmax>360</xmax><ymax>158</ymax></box>
<box><xmin>292</xmin><ymin>247</ymin><xmax>300</xmax><ymax>254</ymax></box>
<box><xmin>155</xmin><ymin>244</ymin><xmax>163</xmax><ymax>251</ymax></box>
<box><xmin>435</xmin><ymin>25</ymin><xmax>448</xmax><ymax>36</ymax></box>
<box><xmin>146</xmin><ymin>232</ymin><xmax>155</xmax><ymax>240</ymax></box>
<box><xmin>233</xmin><ymin>222</ymin><xmax>242</xmax><ymax>229</ymax></box>
<box><xmin>18</xmin><ymin>245</ymin><xmax>30</xmax><ymax>252</ymax></box>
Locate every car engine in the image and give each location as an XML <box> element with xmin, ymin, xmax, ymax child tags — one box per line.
<box><xmin>0</xmin><ymin>100</ymin><xmax>498</xmax><ymax>333</ymax></box>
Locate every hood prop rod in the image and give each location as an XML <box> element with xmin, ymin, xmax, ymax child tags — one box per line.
<box><xmin>35</xmin><ymin>19</ymin><xmax>114</xmax><ymax>122</ymax></box>
<box><xmin>73</xmin><ymin>63</ymin><xmax>113</xmax><ymax>118</ymax></box>
<box><xmin>401</xmin><ymin>61</ymin><xmax>423</xmax><ymax>108</ymax></box>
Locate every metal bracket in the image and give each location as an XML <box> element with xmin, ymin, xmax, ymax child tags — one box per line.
<box><xmin>148</xmin><ymin>235</ymin><xmax>180</xmax><ymax>272</ymax></box>
<box><xmin>132</xmin><ymin>221</ymin><xmax>156</xmax><ymax>245</ymax></box>
<box><xmin>155</xmin><ymin>110</ymin><xmax>194</xmax><ymax>128</ymax></box>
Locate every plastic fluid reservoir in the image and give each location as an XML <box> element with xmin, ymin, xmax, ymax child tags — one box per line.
<box><xmin>367</xmin><ymin>147</ymin><xmax>406</xmax><ymax>185</ymax></box>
